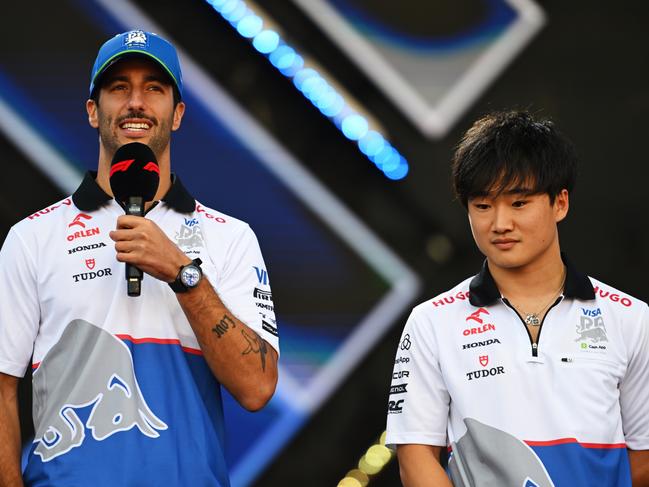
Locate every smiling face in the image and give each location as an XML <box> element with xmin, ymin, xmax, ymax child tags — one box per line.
<box><xmin>467</xmin><ymin>186</ymin><xmax>569</xmax><ymax>273</ymax></box>
<box><xmin>86</xmin><ymin>57</ymin><xmax>185</xmax><ymax>164</ymax></box>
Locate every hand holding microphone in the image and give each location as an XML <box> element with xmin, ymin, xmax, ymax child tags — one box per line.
<box><xmin>109</xmin><ymin>142</ymin><xmax>160</xmax><ymax>297</ymax></box>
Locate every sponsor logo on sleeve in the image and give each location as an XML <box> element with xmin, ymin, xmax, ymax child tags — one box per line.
<box><xmin>389</xmin><ymin>383</ymin><xmax>408</xmax><ymax>395</ymax></box>
<box><xmin>431</xmin><ymin>290</ymin><xmax>470</xmax><ymax>307</ymax></box>
<box><xmin>195</xmin><ymin>204</ymin><xmax>227</xmax><ymax>223</ymax></box>
<box><xmin>253</xmin><ymin>266</ymin><xmax>269</xmax><ymax>286</ymax></box>
<box><xmin>592</xmin><ymin>286</ymin><xmax>632</xmax><ymax>307</ymax></box>
<box><xmin>262</xmin><ymin>319</ymin><xmax>279</xmax><ymax>337</ymax></box>
<box><xmin>253</xmin><ymin>288</ymin><xmax>273</xmax><ymax>302</ymax></box>
<box><xmin>27</xmin><ymin>198</ymin><xmax>72</xmax><ymax>220</ymax></box>
<box><xmin>392</xmin><ymin>370</ymin><xmax>409</xmax><ymax>380</ymax></box>
<box><xmin>387</xmin><ymin>399</ymin><xmax>405</xmax><ymax>414</ymax></box>
<box><xmin>399</xmin><ymin>334</ymin><xmax>411</xmax><ymax>351</ymax></box>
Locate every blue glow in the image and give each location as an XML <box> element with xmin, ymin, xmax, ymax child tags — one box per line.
<box><xmin>358</xmin><ymin>131</ymin><xmax>385</xmax><ymax>157</ymax></box>
<box><xmin>341</xmin><ymin>114</ymin><xmax>368</xmax><ymax>140</ymax></box>
<box><xmin>381</xmin><ymin>149</ymin><xmax>401</xmax><ymax>172</ymax></box>
<box><xmin>293</xmin><ymin>68</ymin><xmax>318</xmax><ymax>90</ymax></box>
<box><xmin>269</xmin><ymin>46</ymin><xmax>296</xmax><ymax>70</ymax></box>
<box><xmin>383</xmin><ymin>159</ymin><xmax>409</xmax><ymax>180</ymax></box>
<box><xmin>219</xmin><ymin>0</ymin><xmax>239</xmax><ymax>15</ymax></box>
<box><xmin>303</xmin><ymin>77</ymin><xmax>328</xmax><ymax>101</ymax></box>
<box><xmin>319</xmin><ymin>94</ymin><xmax>344</xmax><ymax>117</ymax></box>
<box><xmin>252</xmin><ymin>30</ymin><xmax>280</xmax><ymax>54</ymax></box>
<box><xmin>236</xmin><ymin>14</ymin><xmax>263</xmax><ymax>38</ymax></box>
<box><xmin>205</xmin><ymin>0</ymin><xmax>409</xmax><ymax>180</ymax></box>
<box><xmin>372</xmin><ymin>145</ymin><xmax>395</xmax><ymax>168</ymax></box>
<box><xmin>223</xmin><ymin>1</ymin><xmax>247</xmax><ymax>22</ymax></box>
<box><xmin>279</xmin><ymin>54</ymin><xmax>304</xmax><ymax>77</ymax></box>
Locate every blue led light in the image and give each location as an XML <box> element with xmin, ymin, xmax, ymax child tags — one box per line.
<box><xmin>219</xmin><ymin>0</ymin><xmax>239</xmax><ymax>15</ymax></box>
<box><xmin>223</xmin><ymin>1</ymin><xmax>247</xmax><ymax>22</ymax></box>
<box><xmin>359</xmin><ymin>131</ymin><xmax>385</xmax><ymax>157</ymax></box>
<box><xmin>279</xmin><ymin>54</ymin><xmax>304</xmax><ymax>77</ymax></box>
<box><xmin>381</xmin><ymin>149</ymin><xmax>401</xmax><ymax>172</ymax></box>
<box><xmin>236</xmin><ymin>14</ymin><xmax>263</xmax><ymax>38</ymax></box>
<box><xmin>303</xmin><ymin>77</ymin><xmax>328</xmax><ymax>101</ymax></box>
<box><xmin>252</xmin><ymin>30</ymin><xmax>280</xmax><ymax>54</ymax></box>
<box><xmin>293</xmin><ymin>68</ymin><xmax>317</xmax><ymax>90</ymax></box>
<box><xmin>372</xmin><ymin>145</ymin><xmax>395</xmax><ymax>168</ymax></box>
<box><xmin>269</xmin><ymin>46</ymin><xmax>296</xmax><ymax>70</ymax></box>
<box><xmin>341</xmin><ymin>114</ymin><xmax>369</xmax><ymax>141</ymax></box>
<box><xmin>205</xmin><ymin>0</ymin><xmax>409</xmax><ymax>180</ymax></box>
<box><xmin>319</xmin><ymin>93</ymin><xmax>344</xmax><ymax>117</ymax></box>
<box><xmin>383</xmin><ymin>159</ymin><xmax>409</xmax><ymax>180</ymax></box>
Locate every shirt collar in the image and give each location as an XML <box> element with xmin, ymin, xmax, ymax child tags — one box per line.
<box><xmin>468</xmin><ymin>253</ymin><xmax>595</xmax><ymax>307</ymax></box>
<box><xmin>72</xmin><ymin>171</ymin><xmax>196</xmax><ymax>213</ymax></box>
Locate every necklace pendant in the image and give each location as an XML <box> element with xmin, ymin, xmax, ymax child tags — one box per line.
<box><xmin>525</xmin><ymin>313</ymin><xmax>541</xmax><ymax>326</ymax></box>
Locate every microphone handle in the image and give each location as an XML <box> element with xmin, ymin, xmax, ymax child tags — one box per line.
<box><xmin>125</xmin><ymin>196</ymin><xmax>144</xmax><ymax>297</ymax></box>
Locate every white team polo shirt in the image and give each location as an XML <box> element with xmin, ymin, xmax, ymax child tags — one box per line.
<box><xmin>386</xmin><ymin>257</ymin><xmax>649</xmax><ymax>487</ymax></box>
<box><xmin>0</xmin><ymin>172</ymin><xmax>278</xmax><ymax>487</ymax></box>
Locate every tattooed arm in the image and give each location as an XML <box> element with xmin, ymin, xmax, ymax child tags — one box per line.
<box><xmin>176</xmin><ymin>277</ymin><xmax>278</xmax><ymax>411</ymax></box>
<box><xmin>110</xmin><ymin>215</ymin><xmax>278</xmax><ymax>411</ymax></box>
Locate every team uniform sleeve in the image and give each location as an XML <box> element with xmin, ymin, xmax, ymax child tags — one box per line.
<box><xmin>209</xmin><ymin>223</ymin><xmax>279</xmax><ymax>354</ymax></box>
<box><xmin>385</xmin><ymin>306</ymin><xmax>450</xmax><ymax>449</ymax></box>
<box><xmin>0</xmin><ymin>227</ymin><xmax>39</xmax><ymax>377</ymax></box>
<box><xmin>619</xmin><ymin>303</ymin><xmax>649</xmax><ymax>450</ymax></box>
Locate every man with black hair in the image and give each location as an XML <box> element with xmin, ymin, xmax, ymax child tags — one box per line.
<box><xmin>0</xmin><ymin>30</ymin><xmax>278</xmax><ymax>486</ymax></box>
<box><xmin>386</xmin><ymin>111</ymin><xmax>649</xmax><ymax>486</ymax></box>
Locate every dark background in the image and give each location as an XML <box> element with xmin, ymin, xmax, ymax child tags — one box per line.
<box><xmin>1</xmin><ymin>1</ymin><xmax>648</xmax><ymax>485</ymax></box>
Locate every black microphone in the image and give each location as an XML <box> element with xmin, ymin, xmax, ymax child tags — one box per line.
<box><xmin>109</xmin><ymin>142</ymin><xmax>160</xmax><ymax>297</ymax></box>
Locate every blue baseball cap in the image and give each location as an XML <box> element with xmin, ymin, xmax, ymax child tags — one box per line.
<box><xmin>89</xmin><ymin>30</ymin><xmax>183</xmax><ymax>98</ymax></box>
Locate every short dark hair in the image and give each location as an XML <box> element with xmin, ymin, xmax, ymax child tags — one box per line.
<box><xmin>452</xmin><ymin>110</ymin><xmax>577</xmax><ymax>207</ymax></box>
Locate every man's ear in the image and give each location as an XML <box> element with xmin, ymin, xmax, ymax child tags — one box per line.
<box><xmin>172</xmin><ymin>101</ymin><xmax>185</xmax><ymax>131</ymax></box>
<box><xmin>86</xmin><ymin>99</ymin><xmax>99</xmax><ymax>129</ymax></box>
<box><xmin>554</xmin><ymin>189</ymin><xmax>570</xmax><ymax>223</ymax></box>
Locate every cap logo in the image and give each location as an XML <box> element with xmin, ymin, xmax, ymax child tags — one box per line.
<box><xmin>124</xmin><ymin>30</ymin><xmax>148</xmax><ymax>48</ymax></box>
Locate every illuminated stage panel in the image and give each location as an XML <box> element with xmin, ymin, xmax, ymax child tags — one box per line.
<box><xmin>0</xmin><ymin>1</ymin><xmax>419</xmax><ymax>485</ymax></box>
<box><xmin>292</xmin><ymin>0</ymin><xmax>545</xmax><ymax>137</ymax></box>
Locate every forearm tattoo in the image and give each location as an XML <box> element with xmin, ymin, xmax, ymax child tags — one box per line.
<box><xmin>241</xmin><ymin>328</ymin><xmax>268</xmax><ymax>372</ymax></box>
<box><xmin>212</xmin><ymin>314</ymin><xmax>236</xmax><ymax>338</ymax></box>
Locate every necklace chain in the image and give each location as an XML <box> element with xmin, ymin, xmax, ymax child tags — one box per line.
<box><xmin>510</xmin><ymin>268</ymin><xmax>566</xmax><ymax>327</ymax></box>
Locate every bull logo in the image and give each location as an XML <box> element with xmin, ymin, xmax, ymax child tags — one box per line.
<box><xmin>575</xmin><ymin>315</ymin><xmax>608</xmax><ymax>343</ymax></box>
<box><xmin>466</xmin><ymin>308</ymin><xmax>489</xmax><ymax>324</ymax></box>
<box><xmin>448</xmin><ymin>418</ymin><xmax>554</xmax><ymax>487</ymax></box>
<box><xmin>175</xmin><ymin>221</ymin><xmax>204</xmax><ymax>251</ymax></box>
<box><xmin>32</xmin><ymin>319</ymin><xmax>167</xmax><ymax>462</ymax></box>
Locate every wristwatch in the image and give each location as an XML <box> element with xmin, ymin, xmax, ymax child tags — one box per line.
<box><xmin>169</xmin><ymin>258</ymin><xmax>203</xmax><ymax>293</ymax></box>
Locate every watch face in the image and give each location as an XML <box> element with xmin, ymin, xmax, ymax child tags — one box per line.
<box><xmin>181</xmin><ymin>266</ymin><xmax>201</xmax><ymax>287</ymax></box>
